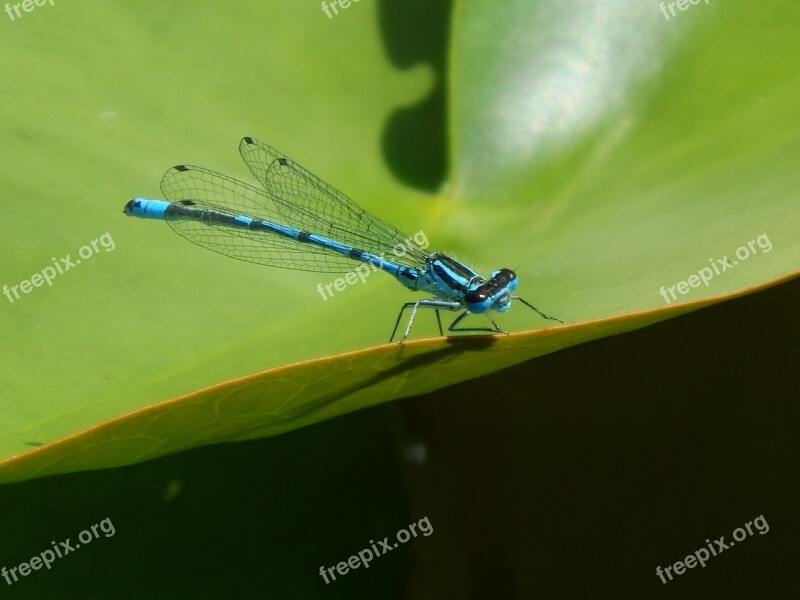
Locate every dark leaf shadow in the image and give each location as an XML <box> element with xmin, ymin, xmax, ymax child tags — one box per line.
<box><xmin>378</xmin><ymin>0</ymin><xmax>452</xmax><ymax>191</ymax></box>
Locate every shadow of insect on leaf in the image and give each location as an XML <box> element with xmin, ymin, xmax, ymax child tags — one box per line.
<box><xmin>215</xmin><ymin>337</ymin><xmax>499</xmax><ymax>443</ymax></box>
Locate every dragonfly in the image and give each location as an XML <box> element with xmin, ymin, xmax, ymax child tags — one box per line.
<box><xmin>124</xmin><ymin>136</ymin><xmax>563</xmax><ymax>342</ymax></box>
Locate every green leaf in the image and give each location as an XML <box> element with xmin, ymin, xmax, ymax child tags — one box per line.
<box><xmin>1</xmin><ymin>0</ymin><xmax>798</xmax><ymax>483</ymax></box>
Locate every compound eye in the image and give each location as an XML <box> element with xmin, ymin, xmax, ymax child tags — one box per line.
<box><xmin>493</xmin><ymin>269</ymin><xmax>518</xmax><ymax>293</ymax></box>
<box><xmin>499</xmin><ymin>268</ymin><xmax>516</xmax><ymax>280</ymax></box>
<box><xmin>465</xmin><ymin>287</ymin><xmax>493</xmax><ymax>313</ymax></box>
<box><xmin>490</xmin><ymin>268</ymin><xmax>516</xmax><ymax>282</ymax></box>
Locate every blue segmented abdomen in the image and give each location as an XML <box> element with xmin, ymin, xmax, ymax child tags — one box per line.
<box><xmin>124</xmin><ymin>198</ymin><xmax>412</xmax><ymax>277</ymax></box>
<box><xmin>124</xmin><ymin>198</ymin><xmax>170</xmax><ymax>218</ymax></box>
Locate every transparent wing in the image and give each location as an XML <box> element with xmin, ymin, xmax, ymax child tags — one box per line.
<box><xmin>161</xmin><ymin>164</ymin><xmax>370</xmax><ymax>273</ymax></box>
<box><xmin>238</xmin><ymin>136</ymin><xmax>428</xmax><ymax>264</ymax></box>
